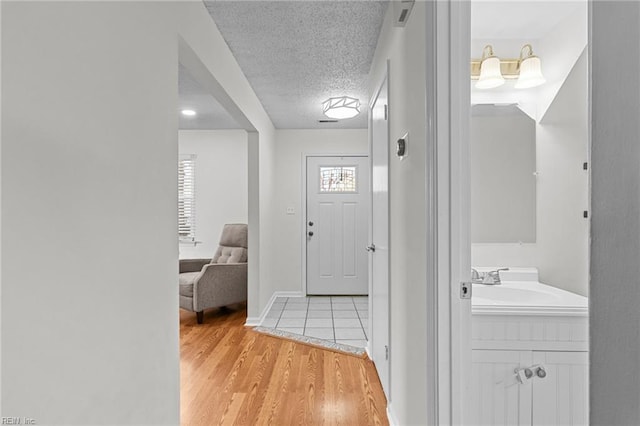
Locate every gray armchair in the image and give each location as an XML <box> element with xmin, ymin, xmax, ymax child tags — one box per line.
<box><xmin>179</xmin><ymin>224</ymin><xmax>248</xmax><ymax>324</ymax></box>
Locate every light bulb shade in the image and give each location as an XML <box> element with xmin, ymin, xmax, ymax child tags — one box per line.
<box><xmin>475</xmin><ymin>56</ymin><xmax>505</xmax><ymax>89</ymax></box>
<box><xmin>515</xmin><ymin>56</ymin><xmax>545</xmax><ymax>89</ymax></box>
<box><xmin>322</xmin><ymin>96</ymin><xmax>360</xmax><ymax>119</ymax></box>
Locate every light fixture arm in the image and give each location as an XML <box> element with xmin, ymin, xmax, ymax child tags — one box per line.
<box><xmin>519</xmin><ymin>44</ymin><xmax>535</xmax><ymax>62</ymax></box>
<box><xmin>481</xmin><ymin>44</ymin><xmax>495</xmax><ymax>61</ymax></box>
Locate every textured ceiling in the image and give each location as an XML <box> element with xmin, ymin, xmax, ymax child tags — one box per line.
<box><xmin>179</xmin><ymin>64</ymin><xmax>242</xmax><ymax>129</ymax></box>
<box><xmin>204</xmin><ymin>1</ymin><xmax>388</xmax><ymax>129</ymax></box>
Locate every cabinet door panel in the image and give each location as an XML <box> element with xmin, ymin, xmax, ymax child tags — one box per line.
<box><xmin>532</xmin><ymin>351</ymin><xmax>588</xmax><ymax>426</ymax></box>
<box><xmin>472</xmin><ymin>350</ymin><xmax>533</xmax><ymax>426</ymax></box>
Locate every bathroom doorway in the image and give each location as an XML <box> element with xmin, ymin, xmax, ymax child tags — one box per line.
<box><xmin>467</xmin><ymin>1</ymin><xmax>590</xmax><ymax>424</ymax></box>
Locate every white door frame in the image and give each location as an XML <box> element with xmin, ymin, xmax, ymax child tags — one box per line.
<box><xmin>424</xmin><ymin>1</ymin><xmax>471</xmax><ymax>424</ymax></box>
<box><xmin>301</xmin><ymin>153</ymin><xmax>369</xmax><ymax>296</ymax></box>
<box><xmin>368</xmin><ymin>62</ymin><xmax>391</xmax><ymax>397</ymax></box>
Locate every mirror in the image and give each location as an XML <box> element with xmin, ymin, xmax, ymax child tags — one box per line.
<box><xmin>471</xmin><ymin>105</ymin><xmax>536</xmax><ymax>243</ymax></box>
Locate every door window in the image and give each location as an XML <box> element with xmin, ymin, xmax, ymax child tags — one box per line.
<box><xmin>319</xmin><ymin>166</ymin><xmax>357</xmax><ymax>193</ymax></box>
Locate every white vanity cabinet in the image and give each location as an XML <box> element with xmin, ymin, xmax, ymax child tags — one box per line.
<box><xmin>471</xmin><ymin>303</ymin><xmax>589</xmax><ymax>426</ymax></box>
<box><xmin>531</xmin><ymin>351</ymin><xmax>588</xmax><ymax>426</ymax></box>
<box><xmin>471</xmin><ymin>349</ymin><xmax>532</xmax><ymax>425</ymax></box>
<box><xmin>471</xmin><ymin>349</ymin><xmax>588</xmax><ymax>426</ymax></box>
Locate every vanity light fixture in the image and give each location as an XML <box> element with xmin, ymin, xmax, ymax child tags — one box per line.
<box><xmin>515</xmin><ymin>44</ymin><xmax>546</xmax><ymax>89</ymax></box>
<box><xmin>475</xmin><ymin>45</ymin><xmax>505</xmax><ymax>89</ymax></box>
<box><xmin>322</xmin><ymin>96</ymin><xmax>360</xmax><ymax>120</ymax></box>
<box><xmin>471</xmin><ymin>44</ymin><xmax>546</xmax><ymax>89</ymax></box>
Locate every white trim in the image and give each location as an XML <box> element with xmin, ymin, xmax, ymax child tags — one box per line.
<box><xmin>386</xmin><ymin>402</ymin><xmax>400</xmax><ymax>426</ymax></box>
<box><xmin>300</xmin><ymin>153</ymin><xmax>369</xmax><ymax>297</ymax></box>
<box><xmin>424</xmin><ymin>1</ymin><xmax>472</xmax><ymax>424</ymax></box>
<box><xmin>368</xmin><ymin>61</ymin><xmax>391</xmax><ymax>402</ymax></box>
<box><xmin>449</xmin><ymin>1</ymin><xmax>472</xmax><ymax>425</ymax></box>
<box><xmin>424</xmin><ymin>2</ymin><xmax>441</xmax><ymax>424</ymax></box>
<box><xmin>244</xmin><ymin>290</ymin><xmax>303</xmax><ymax>327</ymax></box>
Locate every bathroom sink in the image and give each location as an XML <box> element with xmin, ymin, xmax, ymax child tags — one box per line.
<box><xmin>473</xmin><ymin>284</ymin><xmax>562</xmax><ymax>306</ymax></box>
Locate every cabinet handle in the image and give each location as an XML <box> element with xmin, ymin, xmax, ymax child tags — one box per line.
<box><xmin>515</xmin><ymin>367</ymin><xmax>534</xmax><ymax>383</ymax></box>
<box><xmin>536</xmin><ymin>366</ymin><xmax>547</xmax><ymax>379</ymax></box>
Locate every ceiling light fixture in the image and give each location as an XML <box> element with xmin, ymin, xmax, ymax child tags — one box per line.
<box><xmin>181</xmin><ymin>109</ymin><xmax>196</xmax><ymax>116</ymax></box>
<box><xmin>475</xmin><ymin>45</ymin><xmax>505</xmax><ymax>89</ymax></box>
<box><xmin>471</xmin><ymin>44</ymin><xmax>546</xmax><ymax>90</ymax></box>
<box><xmin>322</xmin><ymin>96</ymin><xmax>360</xmax><ymax>120</ymax></box>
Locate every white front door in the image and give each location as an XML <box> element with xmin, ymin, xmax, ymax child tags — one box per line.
<box><xmin>306</xmin><ymin>156</ymin><xmax>369</xmax><ymax>295</ymax></box>
<box><xmin>370</xmin><ymin>75</ymin><xmax>390</xmax><ymax>396</ymax></box>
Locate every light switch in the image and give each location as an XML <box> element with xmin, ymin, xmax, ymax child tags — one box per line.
<box><xmin>286</xmin><ymin>207</ymin><xmax>295</xmax><ymax>215</ymax></box>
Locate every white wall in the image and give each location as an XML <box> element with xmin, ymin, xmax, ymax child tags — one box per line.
<box><xmin>368</xmin><ymin>3</ymin><xmax>429</xmax><ymax>423</ymax></box>
<box><xmin>536</xmin><ymin>50</ymin><xmax>589</xmax><ymax>296</ymax></box>
<box><xmin>2</xmin><ymin>2</ymin><xmax>180</xmax><ymax>423</ymax></box>
<box><xmin>1</xmin><ymin>1</ymin><xmax>276</xmax><ymax>422</ymax></box>
<box><xmin>471</xmin><ymin>50</ymin><xmax>589</xmax><ymax>296</ymax></box>
<box><xmin>178</xmin><ymin>130</ymin><xmax>248</xmax><ymax>260</ymax></box>
<box><xmin>262</xmin><ymin>129</ymin><xmax>367</xmax><ymax>302</ymax></box>
<box><xmin>590</xmin><ymin>3</ymin><xmax>640</xmax><ymax>424</ymax></box>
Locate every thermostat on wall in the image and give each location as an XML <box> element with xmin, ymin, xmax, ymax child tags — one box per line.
<box><xmin>396</xmin><ymin>133</ymin><xmax>408</xmax><ymax>159</ymax></box>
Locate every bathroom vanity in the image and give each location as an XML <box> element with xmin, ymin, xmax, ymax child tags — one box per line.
<box><xmin>471</xmin><ymin>268</ymin><xmax>588</xmax><ymax>425</ymax></box>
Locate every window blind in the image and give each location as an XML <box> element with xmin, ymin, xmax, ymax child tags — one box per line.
<box><xmin>178</xmin><ymin>155</ymin><xmax>196</xmax><ymax>242</ymax></box>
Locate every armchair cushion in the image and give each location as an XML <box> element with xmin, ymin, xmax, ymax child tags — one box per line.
<box><xmin>211</xmin><ymin>224</ymin><xmax>248</xmax><ymax>264</ymax></box>
<box><xmin>212</xmin><ymin>246</ymin><xmax>247</xmax><ymax>264</ymax></box>
<box><xmin>219</xmin><ymin>223</ymin><xmax>248</xmax><ymax>248</ymax></box>
<box><xmin>179</xmin><ymin>272</ymin><xmax>201</xmax><ymax>297</ymax></box>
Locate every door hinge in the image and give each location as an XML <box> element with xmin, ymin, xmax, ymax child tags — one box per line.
<box><xmin>384</xmin><ymin>104</ymin><xmax>388</xmax><ymax>121</ymax></box>
<box><xmin>385</xmin><ymin>345</ymin><xmax>389</xmax><ymax>360</ymax></box>
<box><xmin>460</xmin><ymin>282</ymin><xmax>472</xmax><ymax>299</ymax></box>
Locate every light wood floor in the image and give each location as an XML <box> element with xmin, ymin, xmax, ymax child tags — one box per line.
<box><xmin>180</xmin><ymin>306</ymin><xmax>388</xmax><ymax>426</ymax></box>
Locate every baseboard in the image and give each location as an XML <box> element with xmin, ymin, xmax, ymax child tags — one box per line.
<box><xmin>244</xmin><ymin>291</ymin><xmax>304</xmax><ymax>327</ymax></box>
<box><xmin>365</xmin><ymin>343</ymin><xmax>372</xmax><ymax>359</ymax></box>
<box><xmin>387</xmin><ymin>402</ymin><xmax>400</xmax><ymax>426</ymax></box>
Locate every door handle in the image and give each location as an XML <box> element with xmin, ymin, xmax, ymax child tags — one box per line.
<box><xmin>366</xmin><ymin>244</ymin><xmax>376</xmax><ymax>252</ymax></box>
<box><xmin>308</xmin><ymin>231</ymin><xmax>314</xmax><ymax>237</ymax></box>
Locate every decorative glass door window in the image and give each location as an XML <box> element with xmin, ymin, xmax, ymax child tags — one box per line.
<box><xmin>319</xmin><ymin>166</ymin><xmax>357</xmax><ymax>192</ymax></box>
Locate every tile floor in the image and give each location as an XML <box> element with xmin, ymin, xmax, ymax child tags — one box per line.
<box><xmin>261</xmin><ymin>296</ymin><xmax>368</xmax><ymax>349</ymax></box>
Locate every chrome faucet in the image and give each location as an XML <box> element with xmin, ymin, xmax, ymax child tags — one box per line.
<box><xmin>471</xmin><ymin>267</ymin><xmax>509</xmax><ymax>285</ymax></box>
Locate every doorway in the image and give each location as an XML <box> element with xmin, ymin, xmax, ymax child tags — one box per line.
<box><xmin>305</xmin><ymin>155</ymin><xmax>369</xmax><ymax>296</ymax></box>
<box><xmin>467</xmin><ymin>1</ymin><xmax>590</xmax><ymax>424</ymax></box>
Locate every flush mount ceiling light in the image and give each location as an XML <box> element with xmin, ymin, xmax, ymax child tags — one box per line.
<box><xmin>322</xmin><ymin>96</ymin><xmax>360</xmax><ymax>120</ymax></box>
<box><xmin>475</xmin><ymin>45</ymin><xmax>505</xmax><ymax>89</ymax></box>
<box><xmin>471</xmin><ymin>44</ymin><xmax>546</xmax><ymax>90</ymax></box>
<box><xmin>181</xmin><ymin>109</ymin><xmax>196</xmax><ymax>116</ymax></box>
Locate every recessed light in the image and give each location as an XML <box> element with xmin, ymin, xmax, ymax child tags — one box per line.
<box><xmin>181</xmin><ymin>109</ymin><xmax>196</xmax><ymax>116</ymax></box>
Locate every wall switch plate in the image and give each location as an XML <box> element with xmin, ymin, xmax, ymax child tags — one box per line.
<box><xmin>286</xmin><ymin>207</ymin><xmax>295</xmax><ymax>215</ymax></box>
